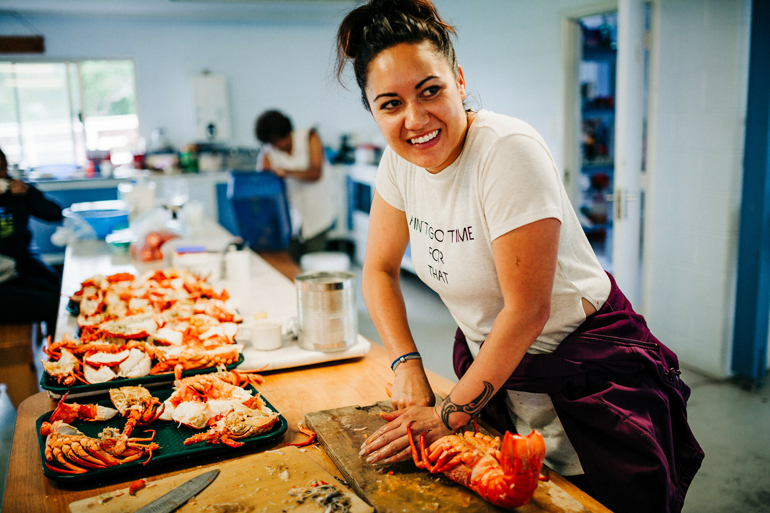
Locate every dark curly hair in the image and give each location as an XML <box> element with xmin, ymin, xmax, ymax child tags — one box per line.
<box><xmin>335</xmin><ymin>0</ymin><xmax>458</xmax><ymax>111</ymax></box>
<box><xmin>255</xmin><ymin>110</ymin><xmax>293</xmax><ymax>144</ymax></box>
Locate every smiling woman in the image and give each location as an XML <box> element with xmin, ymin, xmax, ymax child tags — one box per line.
<box><xmin>365</xmin><ymin>41</ymin><xmax>470</xmax><ymax>174</ymax></box>
<box><xmin>334</xmin><ymin>1</ymin><xmax>704</xmax><ymax>513</ymax></box>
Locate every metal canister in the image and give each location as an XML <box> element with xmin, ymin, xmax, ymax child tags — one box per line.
<box><xmin>295</xmin><ymin>271</ymin><xmax>357</xmax><ymax>352</ymax></box>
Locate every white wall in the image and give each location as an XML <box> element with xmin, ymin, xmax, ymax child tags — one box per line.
<box><xmin>2</xmin><ymin>0</ymin><xmax>756</xmax><ymax>376</ymax></box>
<box><xmin>4</xmin><ymin>0</ymin><xmax>603</xmax><ymax>163</ymax></box>
<box><xmin>644</xmin><ymin>0</ymin><xmax>750</xmax><ymax>377</ymax></box>
<box><xmin>1</xmin><ymin>15</ymin><xmax>376</xmax><ymax>151</ymax></box>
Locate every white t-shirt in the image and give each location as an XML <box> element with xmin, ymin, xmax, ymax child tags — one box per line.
<box><xmin>262</xmin><ymin>128</ymin><xmax>336</xmax><ymax>240</ymax></box>
<box><xmin>375</xmin><ymin>109</ymin><xmax>610</xmax><ymax>475</ymax></box>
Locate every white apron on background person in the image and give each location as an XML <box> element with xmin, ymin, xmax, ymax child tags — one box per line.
<box><xmin>259</xmin><ymin>128</ymin><xmax>336</xmax><ymax>241</ymax></box>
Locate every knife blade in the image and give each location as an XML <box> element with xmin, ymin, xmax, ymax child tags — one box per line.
<box><xmin>133</xmin><ymin>469</ymin><xmax>220</xmax><ymax>513</ymax></box>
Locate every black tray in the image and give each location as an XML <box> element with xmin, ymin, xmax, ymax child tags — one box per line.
<box><xmin>66</xmin><ymin>297</ymin><xmax>80</xmax><ymax>317</ymax></box>
<box><xmin>37</xmin><ymin>385</ymin><xmax>287</xmax><ymax>482</ymax></box>
<box><xmin>40</xmin><ymin>354</ymin><xmax>245</xmax><ymax>397</ymax></box>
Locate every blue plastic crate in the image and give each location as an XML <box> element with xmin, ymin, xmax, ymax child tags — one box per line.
<box><xmin>227</xmin><ymin>171</ymin><xmax>292</xmax><ymax>252</ymax></box>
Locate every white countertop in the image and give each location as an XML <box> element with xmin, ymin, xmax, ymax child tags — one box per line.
<box><xmin>56</xmin><ymin>219</ymin><xmax>370</xmax><ymax>377</ymax></box>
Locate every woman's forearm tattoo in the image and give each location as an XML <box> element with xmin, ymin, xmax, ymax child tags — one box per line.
<box><xmin>440</xmin><ymin>381</ymin><xmax>495</xmax><ymax>431</ymax></box>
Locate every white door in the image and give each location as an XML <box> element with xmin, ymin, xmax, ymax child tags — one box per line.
<box><xmin>611</xmin><ymin>0</ymin><xmax>646</xmax><ymax>306</ymax></box>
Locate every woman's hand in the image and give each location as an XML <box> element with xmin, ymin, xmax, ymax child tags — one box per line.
<box><xmin>359</xmin><ymin>404</ymin><xmax>452</xmax><ymax>465</ymax></box>
<box><xmin>389</xmin><ymin>361</ymin><xmax>434</xmax><ymax>410</ymax></box>
<box><xmin>9</xmin><ymin>180</ymin><xmax>28</xmax><ymax>195</ymax></box>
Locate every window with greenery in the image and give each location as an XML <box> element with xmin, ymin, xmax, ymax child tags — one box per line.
<box><xmin>0</xmin><ymin>59</ymin><xmax>138</xmax><ymax>171</ymax></box>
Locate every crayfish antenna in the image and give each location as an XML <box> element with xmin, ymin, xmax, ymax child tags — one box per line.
<box><xmin>406</xmin><ymin>421</ymin><xmax>425</xmax><ymax>468</ymax></box>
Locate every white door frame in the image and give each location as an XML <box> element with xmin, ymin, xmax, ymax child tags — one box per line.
<box><xmin>561</xmin><ymin>1</ymin><xmax>650</xmax><ymax>307</ymax></box>
<box><xmin>612</xmin><ymin>0</ymin><xmax>647</xmax><ymax>307</ymax></box>
<box><xmin>560</xmin><ymin>1</ymin><xmax>618</xmax><ymax>205</ymax></box>
<box><xmin>640</xmin><ymin>0</ymin><xmax>660</xmax><ymax>318</ymax></box>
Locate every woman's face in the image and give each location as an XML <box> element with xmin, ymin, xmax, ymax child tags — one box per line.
<box><xmin>366</xmin><ymin>41</ymin><xmax>467</xmax><ymax>174</ymax></box>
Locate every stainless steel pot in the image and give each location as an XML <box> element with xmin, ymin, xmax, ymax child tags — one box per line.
<box><xmin>295</xmin><ymin>271</ymin><xmax>358</xmax><ymax>352</ymax></box>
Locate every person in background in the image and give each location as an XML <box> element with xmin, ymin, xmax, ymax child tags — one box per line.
<box><xmin>0</xmin><ymin>148</ymin><xmax>63</xmax><ymax>338</ymax></box>
<box><xmin>255</xmin><ymin>110</ymin><xmax>336</xmax><ymax>262</ymax></box>
<box><xmin>336</xmin><ymin>1</ymin><xmax>703</xmax><ymax>513</ymax></box>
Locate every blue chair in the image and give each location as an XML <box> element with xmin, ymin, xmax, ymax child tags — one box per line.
<box><xmin>227</xmin><ymin>171</ymin><xmax>292</xmax><ymax>252</ymax></box>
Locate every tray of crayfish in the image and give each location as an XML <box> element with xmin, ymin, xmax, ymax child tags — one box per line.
<box><xmin>39</xmin><ymin>353</ymin><xmax>245</xmax><ymax>398</ymax></box>
<box><xmin>36</xmin><ymin>371</ymin><xmax>288</xmax><ymax>482</ymax></box>
<box><xmin>43</xmin><ymin>268</ymin><xmax>248</xmax><ymax>398</ymax></box>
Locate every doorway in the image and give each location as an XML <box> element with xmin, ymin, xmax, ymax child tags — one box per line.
<box><xmin>577</xmin><ymin>12</ymin><xmax>618</xmax><ymax>272</ymax></box>
<box><xmin>563</xmin><ymin>1</ymin><xmax>650</xmax><ymax>306</ymax></box>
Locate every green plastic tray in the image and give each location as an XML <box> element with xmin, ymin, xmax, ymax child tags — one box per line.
<box><xmin>36</xmin><ymin>384</ymin><xmax>287</xmax><ymax>482</ymax></box>
<box><xmin>40</xmin><ymin>354</ymin><xmax>245</xmax><ymax>397</ymax></box>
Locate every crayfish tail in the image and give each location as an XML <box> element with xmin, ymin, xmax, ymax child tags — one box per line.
<box><xmin>474</xmin><ymin>430</ymin><xmax>547</xmax><ymax>509</ymax></box>
<box><xmin>500</xmin><ymin>430</ymin><xmax>546</xmax><ymax>476</ymax></box>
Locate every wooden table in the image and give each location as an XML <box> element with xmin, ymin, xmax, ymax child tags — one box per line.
<box><xmin>3</xmin><ymin>234</ymin><xmax>610</xmax><ymax>513</ymax></box>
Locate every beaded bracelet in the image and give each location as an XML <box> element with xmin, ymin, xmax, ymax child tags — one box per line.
<box><xmin>391</xmin><ymin>351</ymin><xmax>422</xmax><ymax>372</ymax></box>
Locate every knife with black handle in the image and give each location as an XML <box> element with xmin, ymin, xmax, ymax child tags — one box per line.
<box><xmin>133</xmin><ymin>468</ymin><xmax>219</xmax><ymax>513</ymax></box>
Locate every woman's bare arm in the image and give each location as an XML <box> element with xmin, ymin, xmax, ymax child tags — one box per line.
<box><xmin>360</xmin><ymin>217</ymin><xmax>560</xmax><ymax>464</ymax></box>
<box><xmin>362</xmin><ymin>191</ymin><xmax>435</xmax><ymax>409</ymax></box>
<box><xmin>437</xmin><ymin>217</ymin><xmax>560</xmax><ymax>428</ymax></box>
<box><xmin>263</xmin><ymin>131</ymin><xmax>324</xmax><ymax>182</ymax></box>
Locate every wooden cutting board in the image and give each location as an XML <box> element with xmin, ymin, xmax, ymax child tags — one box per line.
<box><xmin>69</xmin><ymin>445</ymin><xmax>373</xmax><ymax>513</ymax></box>
<box><xmin>305</xmin><ymin>401</ymin><xmax>594</xmax><ymax>513</ymax></box>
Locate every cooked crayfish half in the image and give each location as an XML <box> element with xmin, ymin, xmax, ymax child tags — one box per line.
<box><xmin>176</xmin><ymin>368</ymin><xmax>265</xmax><ymax>390</ymax></box>
<box><xmin>41</xmin><ymin>421</ymin><xmax>159</xmax><ymax>474</ymax></box>
<box><xmin>48</xmin><ymin>392</ymin><xmax>118</xmax><ymax>425</ymax></box>
<box><xmin>41</xmin><ymin>348</ymin><xmax>87</xmax><ymax>386</ymax></box>
<box><xmin>149</xmin><ymin>345</ymin><xmax>241</xmax><ymax>376</ymax></box>
<box><xmin>182</xmin><ymin>403</ymin><xmax>279</xmax><ymax>448</ymax></box>
<box><xmin>43</xmin><ymin>335</ymin><xmax>159</xmax><ymax>385</ymax></box>
<box><xmin>108</xmin><ymin>386</ymin><xmax>165</xmax><ymax>437</ymax></box>
<box><xmin>80</xmin><ymin>313</ymin><xmax>158</xmax><ymax>342</ymax></box>
<box><xmin>160</xmin><ymin>369</ymin><xmax>267</xmax><ymax>429</ymax></box>
<box><xmin>407</xmin><ymin>422</ymin><xmax>547</xmax><ymax>510</ymax></box>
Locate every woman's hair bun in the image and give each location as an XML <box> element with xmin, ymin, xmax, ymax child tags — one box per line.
<box><xmin>335</xmin><ymin>0</ymin><xmax>457</xmax><ymax>110</ymax></box>
<box><xmin>340</xmin><ymin>0</ymin><xmax>455</xmax><ymax>58</ymax></box>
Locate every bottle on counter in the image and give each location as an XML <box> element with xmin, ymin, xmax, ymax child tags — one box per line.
<box><xmin>100</xmin><ymin>159</ymin><xmax>113</xmax><ymax>178</ymax></box>
<box><xmin>179</xmin><ymin>144</ymin><xmax>199</xmax><ymax>173</ymax></box>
